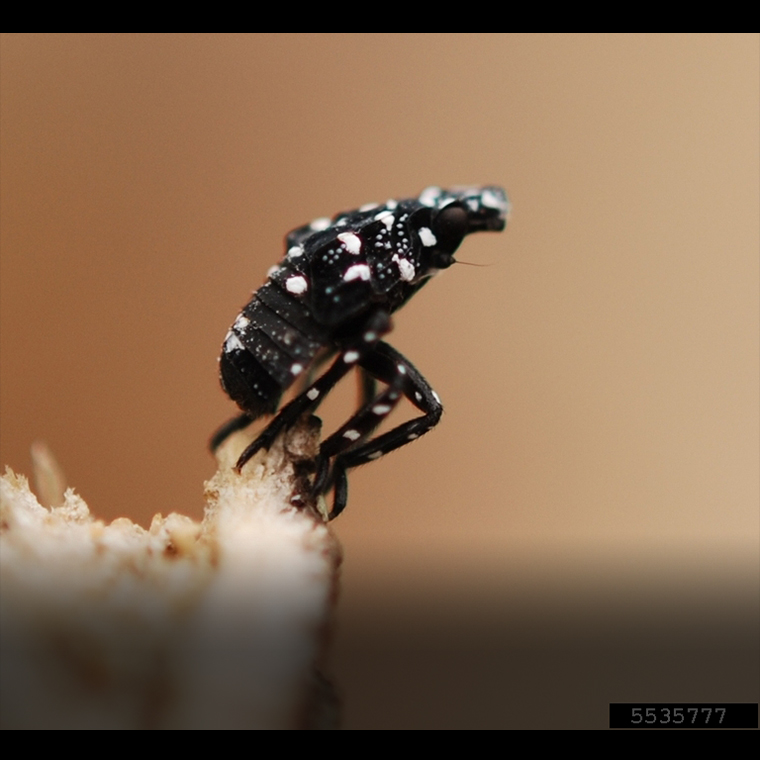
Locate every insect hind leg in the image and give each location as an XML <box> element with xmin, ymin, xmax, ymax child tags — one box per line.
<box><xmin>233</xmin><ymin>347</ymin><xmax>360</xmax><ymax>472</ymax></box>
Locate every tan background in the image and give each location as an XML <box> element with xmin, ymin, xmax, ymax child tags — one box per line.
<box><xmin>2</xmin><ymin>34</ymin><xmax>757</xmax><ymax>728</ymax></box>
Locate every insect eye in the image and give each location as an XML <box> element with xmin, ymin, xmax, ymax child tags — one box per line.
<box><xmin>433</xmin><ymin>205</ymin><xmax>468</xmax><ymax>253</ymax></box>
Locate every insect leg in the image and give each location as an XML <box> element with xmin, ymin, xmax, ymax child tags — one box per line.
<box><xmin>209</xmin><ymin>413</ymin><xmax>255</xmax><ymax>453</ymax></box>
<box><xmin>349</xmin><ymin>341</ymin><xmax>445</xmax><ymax>463</ymax></box>
<box><xmin>316</xmin><ymin>341</ymin><xmax>444</xmax><ymax>519</ymax></box>
<box><xmin>234</xmin><ymin>351</ymin><xmax>355</xmax><ymax>472</ymax></box>
<box><xmin>359</xmin><ymin>367</ymin><xmax>377</xmax><ymax>407</ymax></box>
<box><xmin>233</xmin><ymin>310</ymin><xmax>393</xmax><ymax>472</ymax></box>
<box><xmin>312</xmin><ymin>369</ymin><xmax>406</xmax><ymax>495</ymax></box>
<box><xmin>294</xmin><ymin>347</ymin><xmax>337</xmax><ymax>395</ymax></box>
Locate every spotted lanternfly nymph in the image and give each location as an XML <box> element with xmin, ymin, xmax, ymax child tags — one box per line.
<box><xmin>212</xmin><ymin>185</ymin><xmax>509</xmax><ymax>519</ymax></box>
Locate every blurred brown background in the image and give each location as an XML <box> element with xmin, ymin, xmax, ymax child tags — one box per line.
<box><xmin>2</xmin><ymin>34</ymin><xmax>757</xmax><ymax>728</ymax></box>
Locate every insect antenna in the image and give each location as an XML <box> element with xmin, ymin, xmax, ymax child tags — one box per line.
<box><xmin>454</xmin><ymin>259</ymin><xmax>495</xmax><ymax>267</ymax></box>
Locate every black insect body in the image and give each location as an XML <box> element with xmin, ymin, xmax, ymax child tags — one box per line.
<box><xmin>213</xmin><ymin>185</ymin><xmax>509</xmax><ymax>519</ymax></box>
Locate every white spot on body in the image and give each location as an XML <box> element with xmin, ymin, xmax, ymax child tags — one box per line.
<box><xmin>344</xmin><ymin>350</ymin><xmax>360</xmax><ymax>363</ymax></box>
<box><xmin>286</xmin><ymin>275</ymin><xmax>308</xmax><ymax>295</ymax></box>
<box><xmin>343</xmin><ymin>263</ymin><xmax>371</xmax><ymax>282</ymax></box>
<box><xmin>386</xmin><ymin>199</ymin><xmax>398</xmax><ymax>210</ymax></box>
<box><xmin>375</xmin><ymin>210</ymin><xmax>395</xmax><ymax>230</ymax></box>
<box><xmin>372</xmin><ymin>404</ymin><xmax>392</xmax><ymax>415</ymax></box>
<box><xmin>414</xmin><ymin>391</ymin><xmax>422</xmax><ymax>402</ymax></box>
<box><xmin>418</xmin><ymin>227</ymin><xmax>437</xmax><ymax>247</ymax></box>
<box><xmin>337</xmin><ymin>231</ymin><xmax>362</xmax><ymax>255</ymax></box>
<box><xmin>307</xmin><ymin>388</ymin><xmax>320</xmax><ymax>401</ymax></box>
<box><xmin>397</xmin><ymin>364</ymin><xmax>407</xmax><ymax>374</ymax></box>
<box><xmin>290</xmin><ymin>363</ymin><xmax>304</xmax><ymax>375</ymax></box>
<box><xmin>310</xmin><ymin>217</ymin><xmax>332</xmax><ymax>231</ymax></box>
<box><xmin>367</xmin><ymin>451</ymin><xmax>383</xmax><ymax>460</ymax></box>
<box><xmin>419</xmin><ymin>187</ymin><xmax>441</xmax><ymax>207</ymax></box>
<box><xmin>407</xmin><ymin>432</ymin><xmax>419</xmax><ymax>440</ymax></box>
<box><xmin>359</xmin><ymin>202</ymin><xmax>379</xmax><ymax>212</ymax></box>
<box><xmin>343</xmin><ymin>429</ymin><xmax>361</xmax><ymax>441</ymax></box>
<box><xmin>224</xmin><ymin>332</ymin><xmax>245</xmax><ymax>353</ymax></box>
<box><xmin>392</xmin><ymin>255</ymin><xmax>415</xmax><ymax>282</ymax></box>
<box><xmin>267</xmin><ymin>265</ymin><xmax>280</xmax><ymax>278</ymax></box>
<box><xmin>363</xmin><ymin>331</ymin><xmax>377</xmax><ymax>342</ymax></box>
<box><xmin>481</xmin><ymin>188</ymin><xmax>508</xmax><ymax>215</ymax></box>
<box><xmin>288</xmin><ymin>245</ymin><xmax>304</xmax><ymax>258</ymax></box>
<box><xmin>234</xmin><ymin>314</ymin><xmax>250</xmax><ymax>331</ymax></box>
<box><xmin>432</xmin><ymin>390</ymin><xmax>441</xmax><ymax>404</ymax></box>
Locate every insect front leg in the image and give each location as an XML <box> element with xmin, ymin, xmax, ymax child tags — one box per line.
<box><xmin>312</xmin><ymin>365</ymin><xmax>407</xmax><ymax>495</ymax></box>
<box><xmin>315</xmin><ymin>341</ymin><xmax>444</xmax><ymax>520</ymax></box>
<box><xmin>358</xmin><ymin>367</ymin><xmax>377</xmax><ymax>408</ymax></box>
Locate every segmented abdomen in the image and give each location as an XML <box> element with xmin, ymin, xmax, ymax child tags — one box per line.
<box><xmin>219</xmin><ymin>281</ymin><xmax>330</xmax><ymax>419</ymax></box>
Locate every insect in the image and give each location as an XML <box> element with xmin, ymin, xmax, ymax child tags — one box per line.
<box><xmin>212</xmin><ymin>185</ymin><xmax>509</xmax><ymax>519</ymax></box>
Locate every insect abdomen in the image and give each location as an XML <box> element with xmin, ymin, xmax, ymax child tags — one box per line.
<box><xmin>219</xmin><ymin>281</ymin><xmax>329</xmax><ymax>420</ymax></box>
